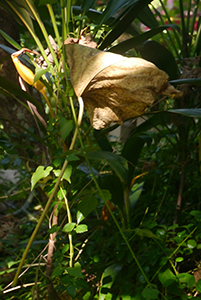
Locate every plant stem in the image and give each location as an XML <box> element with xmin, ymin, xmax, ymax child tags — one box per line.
<box><xmin>12</xmin><ymin>98</ymin><xmax>84</xmax><ymax>288</ymax></box>
<box><xmin>61</xmin><ymin>187</ymin><xmax>74</xmax><ymax>268</ymax></box>
<box><xmin>69</xmin><ymin>98</ymin><xmax>151</xmax><ymax>287</ymax></box>
<box><xmin>24</xmin><ymin>0</ymin><xmax>59</xmax><ymax>69</ymax></box>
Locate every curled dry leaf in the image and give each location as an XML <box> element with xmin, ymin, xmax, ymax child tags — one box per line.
<box><xmin>65</xmin><ymin>44</ymin><xmax>182</xmax><ymax>130</ymax></box>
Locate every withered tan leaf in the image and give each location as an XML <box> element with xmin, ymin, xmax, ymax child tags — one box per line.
<box><xmin>65</xmin><ymin>44</ymin><xmax>182</xmax><ymax>130</ymax></box>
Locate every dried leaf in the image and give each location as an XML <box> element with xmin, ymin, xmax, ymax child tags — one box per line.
<box><xmin>65</xmin><ymin>44</ymin><xmax>182</xmax><ymax>129</ymax></box>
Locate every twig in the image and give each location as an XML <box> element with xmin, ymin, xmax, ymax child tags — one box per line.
<box><xmin>12</xmin><ymin>97</ymin><xmax>84</xmax><ymax>286</ymax></box>
<box><xmin>174</xmin><ymin>165</ymin><xmax>185</xmax><ymax>224</ymax></box>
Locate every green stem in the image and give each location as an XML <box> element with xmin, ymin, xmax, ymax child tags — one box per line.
<box><xmin>69</xmin><ymin>97</ymin><xmax>151</xmax><ymax>287</ymax></box>
<box><xmin>12</xmin><ymin>97</ymin><xmax>84</xmax><ymax>288</ymax></box>
<box><xmin>24</xmin><ymin>0</ymin><xmax>59</xmax><ymax>69</ymax></box>
<box><xmin>60</xmin><ymin>0</ymin><xmax>67</xmax><ymax>39</ymax></box>
<box><xmin>47</xmin><ymin>4</ymin><xmax>62</xmax><ymax>50</ymax></box>
<box><xmin>6</xmin><ymin>1</ymin><xmax>50</xmax><ymax>68</ymax></box>
<box><xmin>13</xmin><ymin>159</ymin><xmax>68</xmax><ymax>286</ymax></box>
<box><xmin>124</xmin><ymin>187</ymin><xmax>130</xmax><ymax>228</ymax></box>
<box><xmin>60</xmin><ymin>187</ymin><xmax>74</xmax><ymax>268</ymax></box>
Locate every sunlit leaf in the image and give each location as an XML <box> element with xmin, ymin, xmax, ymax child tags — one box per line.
<box><xmin>31</xmin><ymin>166</ymin><xmax>53</xmax><ymax>190</ymax></box>
<box><xmin>75</xmin><ymin>224</ymin><xmax>88</xmax><ymax>233</ymax></box>
<box><xmin>62</xmin><ymin>222</ymin><xmax>76</xmax><ymax>233</ymax></box>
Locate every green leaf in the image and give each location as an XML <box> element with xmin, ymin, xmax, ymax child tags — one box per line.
<box><xmin>31</xmin><ymin>166</ymin><xmax>53</xmax><ymax>190</ymax></box>
<box><xmin>77</xmin><ymin>195</ymin><xmax>98</xmax><ymax>218</ymax></box>
<box><xmin>7</xmin><ymin>260</ymin><xmax>20</xmax><ymax>268</ymax></box>
<box><xmin>52</xmin><ymin>265</ymin><xmax>64</xmax><ymax>277</ymax></box>
<box><xmin>75</xmin><ymin>224</ymin><xmax>88</xmax><ymax>233</ymax></box>
<box><xmin>77</xmin><ymin>211</ymin><xmax>85</xmax><ymax>224</ymax></box>
<box><xmin>97</xmin><ymin>0</ymin><xmax>133</xmax><ymax>25</ymax></box>
<box><xmin>53</xmin><ymin>165</ymin><xmax>72</xmax><ymax>183</ymax></box>
<box><xmin>58</xmin><ymin>117</ymin><xmax>74</xmax><ymax>141</ymax></box>
<box><xmin>67</xmin><ymin>262</ymin><xmax>83</xmax><ymax>278</ymax></box>
<box><xmin>66</xmin><ymin>284</ymin><xmax>77</xmax><ymax>298</ymax></box>
<box><xmin>187</xmin><ymin>239</ymin><xmax>197</xmax><ymax>249</ymax></box>
<box><xmin>169</xmin><ymin>109</ymin><xmax>201</xmax><ymax>118</ymax></box>
<box><xmin>190</xmin><ymin>210</ymin><xmax>201</xmax><ymax>221</ymax></box>
<box><xmin>110</xmin><ymin>25</ymin><xmax>178</xmax><ymax>54</ymax></box>
<box><xmin>62</xmin><ymin>222</ymin><xmax>76</xmax><ymax>233</ymax></box>
<box><xmin>130</xmin><ymin>182</ymin><xmax>144</xmax><ymax>209</ymax></box>
<box><xmin>99</xmin><ymin>0</ymin><xmax>152</xmax><ymax>49</ymax></box>
<box><xmin>34</xmin><ymin>66</ymin><xmax>50</xmax><ymax>84</ymax></box>
<box><xmin>86</xmin><ymin>151</ymin><xmax>128</xmax><ymax>184</ymax></box>
<box><xmin>99</xmin><ymin>264</ymin><xmax>123</xmax><ymax>300</ymax></box>
<box><xmin>170</xmin><ymin>78</ymin><xmax>201</xmax><ymax>85</ymax></box>
<box><xmin>7</xmin><ymin>1</ymin><xmax>35</xmax><ymax>33</ymax></box>
<box><xmin>0</xmin><ymin>29</ymin><xmax>21</xmax><ymax>49</ymax></box>
<box><xmin>141</xmin><ymin>286</ymin><xmax>159</xmax><ymax>300</ymax></box>
<box><xmin>158</xmin><ymin>269</ymin><xmax>176</xmax><ymax>286</ymax></box>
<box><xmin>175</xmin><ymin>257</ymin><xmax>184</xmax><ymax>262</ymax></box>
<box><xmin>196</xmin><ymin>279</ymin><xmax>201</xmax><ymax>292</ymax></box>
<box><xmin>137</xmin><ymin>5</ymin><xmax>159</xmax><ymax>28</ymax></box>
<box><xmin>140</xmin><ymin>40</ymin><xmax>178</xmax><ymax>80</ymax></box>
<box><xmin>176</xmin><ymin>273</ymin><xmax>196</xmax><ymax>288</ymax></box>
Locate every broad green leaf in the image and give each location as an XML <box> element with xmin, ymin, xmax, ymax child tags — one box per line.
<box><xmin>141</xmin><ymin>286</ymin><xmax>159</xmax><ymax>300</ymax></box>
<box><xmin>86</xmin><ymin>151</ymin><xmax>128</xmax><ymax>184</ymax></box>
<box><xmin>99</xmin><ymin>264</ymin><xmax>123</xmax><ymax>300</ymax></box>
<box><xmin>140</xmin><ymin>40</ymin><xmax>178</xmax><ymax>80</ymax></box>
<box><xmin>187</xmin><ymin>239</ymin><xmax>197</xmax><ymax>249</ymax></box>
<box><xmin>58</xmin><ymin>118</ymin><xmax>74</xmax><ymax>141</ymax></box>
<box><xmin>77</xmin><ymin>195</ymin><xmax>98</xmax><ymax>218</ymax></box>
<box><xmin>66</xmin><ymin>285</ymin><xmax>76</xmax><ymax>298</ymax></box>
<box><xmin>31</xmin><ymin>166</ymin><xmax>53</xmax><ymax>190</ymax></box>
<box><xmin>75</xmin><ymin>224</ymin><xmax>88</xmax><ymax>233</ymax></box>
<box><xmin>196</xmin><ymin>279</ymin><xmax>201</xmax><ymax>292</ymax></box>
<box><xmin>34</xmin><ymin>66</ymin><xmax>50</xmax><ymax>84</ymax></box>
<box><xmin>175</xmin><ymin>257</ymin><xmax>184</xmax><ymax>262</ymax></box>
<box><xmin>52</xmin><ymin>265</ymin><xmax>63</xmax><ymax>277</ymax></box>
<box><xmin>7</xmin><ymin>260</ymin><xmax>20</xmax><ymax>268</ymax></box>
<box><xmin>67</xmin><ymin>262</ymin><xmax>83</xmax><ymax>278</ymax></box>
<box><xmin>53</xmin><ymin>165</ymin><xmax>72</xmax><ymax>183</ymax></box>
<box><xmin>76</xmin><ymin>211</ymin><xmax>85</xmax><ymax>224</ymax></box>
<box><xmin>158</xmin><ymin>269</ymin><xmax>176</xmax><ymax>286</ymax></box>
<box><xmin>62</xmin><ymin>222</ymin><xmax>76</xmax><ymax>233</ymax></box>
<box><xmin>176</xmin><ymin>273</ymin><xmax>196</xmax><ymax>288</ymax></box>
<box><xmin>190</xmin><ymin>210</ymin><xmax>201</xmax><ymax>221</ymax></box>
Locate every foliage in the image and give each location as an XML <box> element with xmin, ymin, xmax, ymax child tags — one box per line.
<box><xmin>0</xmin><ymin>0</ymin><xmax>201</xmax><ymax>299</ymax></box>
